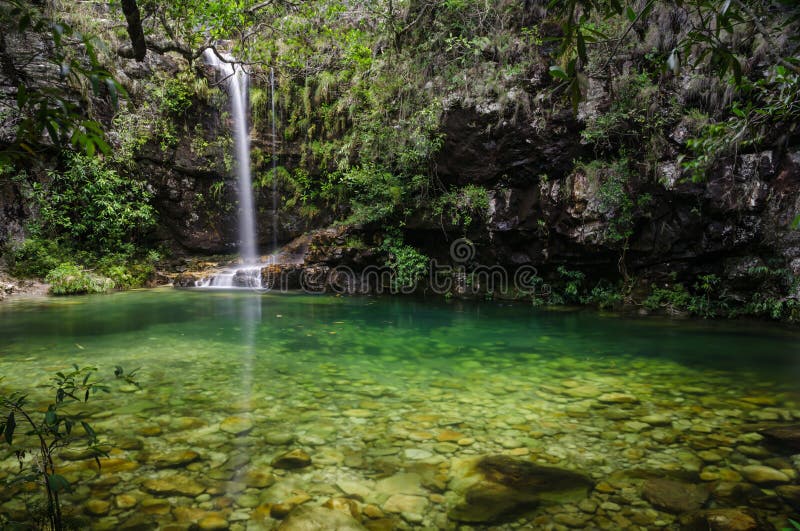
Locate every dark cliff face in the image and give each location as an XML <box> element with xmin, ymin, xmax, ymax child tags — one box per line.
<box><xmin>397</xmin><ymin>98</ymin><xmax>800</xmax><ymax>295</ymax></box>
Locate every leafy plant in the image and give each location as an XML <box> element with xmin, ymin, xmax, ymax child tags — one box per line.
<box><xmin>45</xmin><ymin>263</ymin><xmax>113</xmax><ymax>295</ymax></box>
<box><xmin>1</xmin><ymin>365</ymin><xmax>140</xmax><ymax>530</ymax></box>
<box><xmin>380</xmin><ymin>229</ymin><xmax>429</xmax><ymax>290</ymax></box>
<box><xmin>433</xmin><ymin>185</ymin><xmax>490</xmax><ymax>232</ymax></box>
<box><xmin>31</xmin><ymin>153</ymin><xmax>156</xmax><ymax>254</ymax></box>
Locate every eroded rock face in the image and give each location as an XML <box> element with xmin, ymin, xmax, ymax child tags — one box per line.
<box><xmin>448</xmin><ymin>455</ymin><xmax>593</xmax><ymax>523</ymax></box>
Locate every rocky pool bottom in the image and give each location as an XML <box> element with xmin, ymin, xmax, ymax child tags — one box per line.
<box><xmin>0</xmin><ymin>290</ymin><xmax>799</xmax><ymax>530</ymax></box>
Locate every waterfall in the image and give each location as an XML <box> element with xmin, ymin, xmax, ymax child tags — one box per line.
<box><xmin>270</xmin><ymin>67</ymin><xmax>279</xmax><ymax>252</ymax></box>
<box><xmin>203</xmin><ymin>49</ymin><xmax>258</xmax><ymax>264</ymax></box>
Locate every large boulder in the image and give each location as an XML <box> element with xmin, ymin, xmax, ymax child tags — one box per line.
<box><xmin>448</xmin><ymin>455</ymin><xmax>593</xmax><ymax>523</ymax></box>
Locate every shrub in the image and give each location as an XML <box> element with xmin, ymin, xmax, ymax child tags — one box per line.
<box><xmin>33</xmin><ymin>153</ymin><xmax>156</xmax><ymax>253</ymax></box>
<box><xmin>9</xmin><ymin>238</ymin><xmax>63</xmax><ymax>278</ymax></box>
<box><xmin>45</xmin><ymin>263</ymin><xmax>113</xmax><ymax>295</ymax></box>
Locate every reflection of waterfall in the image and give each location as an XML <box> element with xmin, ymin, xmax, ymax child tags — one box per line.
<box><xmin>203</xmin><ymin>49</ymin><xmax>258</xmax><ymax>264</ymax></box>
<box><xmin>228</xmin><ymin>293</ymin><xmax>261</xmax><ymax>494</ymax></box>
<box><xmin>270</xmin><ymin>67</ymin><xmax>279</xmax><ymax>252</ymax></box>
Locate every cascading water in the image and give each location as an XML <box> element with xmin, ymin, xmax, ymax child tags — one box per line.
<box><xmin>270</xmin><ymin>67</ymin><xmax>279</xmax><ymax>252</ymax></box>
<box><xmin>197</xmin><ymin>50</ymin><xmax>264</xmax><ymax>289</ymax></box>
<box><xmin>203</xmin><ymin>49</ymin><xmax>258</xmax><ymax>265</ymax></box>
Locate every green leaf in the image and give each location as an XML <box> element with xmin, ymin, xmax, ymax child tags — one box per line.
<box><xmin>4</xmin><ymin>412</ymin><xmax>15</xmax><ymax>445</ymax></box>
<box><xmin>47</xmin><ymin>474</ymin><xmax>72</xmax><ymax>493</ymax></box>
<box><xmin>792</xmin><ymin>214</ymin><xmax>800</xmax><ymax>229</ymax></box>
<box><xmin>45</xmin><ymin>408</ymin><xmax>57</xmax><ymax>427</ymax></box>
<box><xmin>576</xmin><ymin>31</ymin><xmax>587</xmax><ymax>63</ymax></box>
<box><xmin>625</xmin><ymin>6</ymin><xmax>636</xmax><ymax>21</ymax></box>
<box><xmin>81</xmin><ymin>421</ymin><xmax>96</xmax><ymax>440</ymax></box>
<box><xmin>549</xmin><ymin>65</ymin><xmax>568</xmax><ymax>79</ymax></box>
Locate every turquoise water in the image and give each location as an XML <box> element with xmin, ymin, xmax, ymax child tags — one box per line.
<box><xmin>1</xmin><ymin>289</ymin><xmax>799</xmax><ymax>529</ymax></box>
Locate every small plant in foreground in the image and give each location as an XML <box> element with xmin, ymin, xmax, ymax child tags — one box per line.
<box><xmin>1</xmin><ymin>365</ymin><xmax>140</xmax><ymax>530</ymax></box>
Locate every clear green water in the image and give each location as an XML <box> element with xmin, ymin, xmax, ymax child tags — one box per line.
<box><xmin>1</xmin><ymin>289</ymin><xmax>799</xmax><ymax>529</ymax></box>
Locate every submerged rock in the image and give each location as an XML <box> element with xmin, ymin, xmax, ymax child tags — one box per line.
<box><xmin>740</xmin><ymin>465</ymin><xmax>790</xmax><ymax>485</ymax></box>
<box><xmin>272</xmin><ymin>449</ymin><xmax>312</xmax><ymax>469</ymax></box>
<box><xmin>277</xmin><ymin>506</ymin><xmax>366</xmax><ymax>530</ymax></box>
<box><xmin>759</xmin><ymin>425</ymin><xmax>800</xmax><ymax>451</ymax></box>
<box><xmin>219</xmin><ymin>416</ymin><xmax>254</xmax><ymax>435</ymax></box>
<box><xmin>142</xmin><ymin>474</ymin><xmax>205</xmax><ymax>497</ymax></box>
<box><xmin>678</xmin><ymin>508</ymin><xmax>766</xmax><ymax>531</ymax></box>
<box><xmin>641</xmin><ymin>478</ymin><xmax>711</xmax><ymax>513</ymax></box>
<box><xmin>448</xmin><ymin>455</ymin><xmax>593</xmax><ymax>523</ymax></box>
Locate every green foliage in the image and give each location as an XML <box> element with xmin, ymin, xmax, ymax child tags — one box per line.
<box><xmin>579</xmin><ymin>159</ymin><xmax>651</xmax><ymax>245</ymax></box>
<box><xmin>1</xmin><ymin>365</ymin><xmax>140</xmax><ymax>530</ymax></box>
<box><xmin>45</xmin><ymin>263</ymin><xmax>113</xmax><ymax>296</ymax></box>
<box><xmin>433</xmin><ymin>185</ymin><xmax>490</xmax><ymax>232</ymax></box>
<box><xmin>380</xmin><ymin>229</ymin><xmax>429</xmax><ymax>290</ymax></box>
<box><xmin>643</xmin><ymin>274</ymin><xmax>727</xmax><ymax>318</ymax></box>
<box><xmin>341</xmin><ymin>165</ymin><xmax>405</xmax><ymax>225</ymax></box>
<box><xmin>0</xmin><ymin>0</ymin><xmax>125</xmax><ymax>164</ymax></box>
<box><xmin>546</xmin><ymin>0</ymin><xmax>800</xmax><ymax>109</ymax></box>
<box><xmin>32</xmin><ymin>153</ymin><xmax>156</xmax><ymax>254</ymax></box>
<box><xmin>682</xmin><ymin>66</ymin><xmax>800</xmax><ymax>181</ymax></box>
<box><xmin>557</xmin><ymin>266</ymin><xmax>586</xmax><ymax>304</ymax></box>
<box><xmin>9</xmin><ymin>237</ymin><xmax>63</xmax><ymax>278</ymax></box>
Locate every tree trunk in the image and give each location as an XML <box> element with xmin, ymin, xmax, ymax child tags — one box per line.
<box><xmin>121</xmin><ymin>0</ymin><xmax>146</xmax><ymax>61</ymax></box>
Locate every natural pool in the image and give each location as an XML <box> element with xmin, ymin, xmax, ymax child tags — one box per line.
<box><xmin>1</xmin><ymin>289</ymin><xmax>799</xmax><ymax>530</ymax></box>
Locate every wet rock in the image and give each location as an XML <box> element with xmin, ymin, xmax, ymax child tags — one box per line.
<box><xmin>150</xmin><ymin>449</ymin><xmax>201</xmax><ymax>468</ymax></box>
<box><xmin>641</xmin><ymin>414</ymin><xmax>672</xmax><ymax>426</ymax></box>
<box><xmin>383</xmin><ymin>494</ymin><xmax>427</xmax><ymax>522</ymax></box>
<box><xmin>740</xmin><ymin>465</ymin><xmax>790</xmax><ymax>485</ymax></box>
<box><xmin>277</xmin><ymin>505</ymin><xmax>366</xmax><ymax>530</ymax></box>
<box><xmin>141</xmin><ymin>475</ymin><xmax>205</xmax><ymax>497</ymax></box>
<box><xmin>272</xmin><ymin>449</ymin><xmax>312</xmax><ymax>469</ymax></box>
<box><xmin>775</xmin><ymin>485</ymin><xmax>800</xmax><ymax>510</ymax></box>
<box><xmin>242</xmin><ymin>468</ymin><xmax>275</xmax><ymax>488</ymax></box>
<box><xmin>198</xmin><ymin>514</ymin><xmax>229</xmax><ymax>530</ymax></box>
<box><xmin>115</xmin><ymin>494</ymin><xmax>138</xmax><ymax>510</ymax></box>
<box><xmin>323</xmin><ymin>497</ymin><xmax>361</xmax><ymax>519</ymax></box>
<box><xmin>448</xmin><ymin>455</ymin><xmax>593</xmax><ymax>523</ymax></box>
<box><xmin>271</xmin><ymin>503</ymin><xmax>295</xmax><ymax>519</ymax></box>
<box><xmin>85</xmin><ymin>499</ymin><xmax>111</xmax><ymax>516</ymax></box>
<box><xmin>641</xmin><ymin>478</ymin><xmax>711</xmax><ymax>513</ymax></box>
<box><xmin>376</xmin><ymin>473</ymin><xmax>424</xmax><ymax>496</ymax></box>
<box><xmin>759</xmin><ymin>424</ymin><xmax>800</xmax><ymax>450</ymax></box>
<box><xmin>678</xmin><ymin>508</ymin><xmax>766</xmax><ymax>531</ymax></box>
<box><xmin>264</xmin><ymin>431</ymin><xmax>296</xmax><ymax>445</ymax></box>
<box><xmin>219</xmin><ymin>416</ymin><xmax>253</xmax><ymax>435</ymax></box>
<box><xmin>597</xmin><ymin>393</ymin><xmax>639</xmax><ymax>404</ymax></box>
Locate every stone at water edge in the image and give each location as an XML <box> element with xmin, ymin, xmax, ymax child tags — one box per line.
<box><xmin>641</xmin><ymin>478</ymin><xmax>711</xmax><ymax>514</ymax></box>
<box><xmin>448</xmin><ymin>455</ymin><xmax>593</xmax><ymax>524</ymax></box>
<box><xmin>272</xmin><ymin>448</ymin><xmax>312</xmax><ymax>469</ymax></box>
<box><xmin>277</xmin><ymin>505</ymin><xmax>366</xmax><ymax>530</ymax></box>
